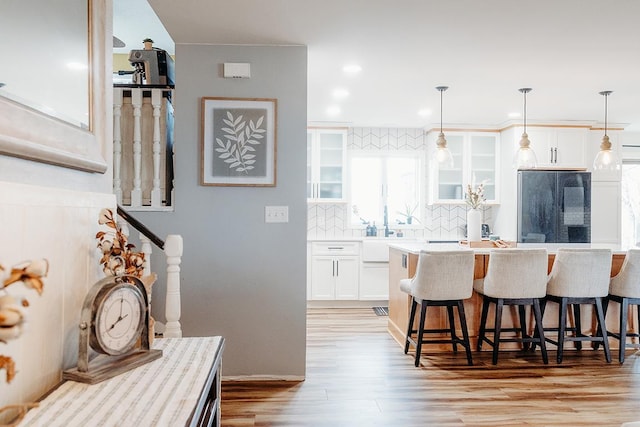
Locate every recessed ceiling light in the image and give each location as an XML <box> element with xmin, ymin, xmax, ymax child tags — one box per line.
<box><xmin>333</xmin><ymin>88</ymin><xmax>350</xmax><ymax>99</ymax></box>
<box><xmin>66</xmin><ymin>62</ymin><xmax>88</xmax><ymax>70</ymax></box>
<box><xmin>418</xmin><ymin>109</ymin><xmax>432</xmax><ymax>117</ymax></box>
<box><xmin>326</xmin><ymin>105</ymin><xmax>341</xmax><ymax>116</ymax></box>
<box><xmin>343</xmin><ymin>64</ymin><xmax>362</xmax><ymax>74</ymax></box>
<box><xmin>508</xmin><ymin>112</ymin><xmax>521</xmax><ymax>118</ymax></box>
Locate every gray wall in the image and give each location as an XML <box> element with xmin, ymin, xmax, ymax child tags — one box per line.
<box><xmin>135</xmin><ymin>45</ymin><xmax>308</xmax><ymax>377</ymax></box>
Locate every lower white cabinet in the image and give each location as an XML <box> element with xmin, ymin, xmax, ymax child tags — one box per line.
<box><xmin>310</xmin><ymin>242</ymin><xmax>360</xmax><ymax>300</ymax></box>
<box><xmin>359</xmin><ymin>263</ymin><xmax>389</xmax><ymax>300</ymax></box>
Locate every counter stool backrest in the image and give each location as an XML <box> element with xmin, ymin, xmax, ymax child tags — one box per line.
<box><xmin>547</xmin><ymin>248</ymin><xmax>612</xmax><ymax>298</ymax></box>
<box><xmin>482</xmin><ymin>249</ymin><xmax>548</xmax><ymax>299</ymax></box>
<box><xmin>410</xmin><ymin>250</ymin><xmax>474</xmax><ymax>301</ymax></box>
<box><xmin>610</xmin><ymin>248</ymin><xmax>640</xmax><ymax>298</ymax></box>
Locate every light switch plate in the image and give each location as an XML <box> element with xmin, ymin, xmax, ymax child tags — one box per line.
<box><xmin>265</xmin><ymin>206</ymin><xmax>289</xmax><ymax>223</ymax></box>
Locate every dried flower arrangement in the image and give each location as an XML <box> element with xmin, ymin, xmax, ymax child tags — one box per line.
<box><xmin>96</xmin><ymin>208</ymin><xmax>145</xmax><ymax>278</ymax></box>
<box><xmin>465</xmin><ymin>182</ymin><xmax>486</xmax><ymax>210</ymax></box>
<box><xmin>0</xmin><ymin>259</ymin><xmax>49</xmax><ymax>383</ymax></box>
<box><xmin>95</xmin><ymin>208</ymin><xmax>157</xmax><ymax>342</ymax></box>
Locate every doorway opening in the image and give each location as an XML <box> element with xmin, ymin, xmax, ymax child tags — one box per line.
<box><xmin>621</xmin><ymin>162</ymin><xmax>640</xmax><ymax>248</ymax></box>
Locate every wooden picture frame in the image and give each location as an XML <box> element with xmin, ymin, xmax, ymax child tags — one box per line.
<box><xmin>201</xmin><ymin>97</ymin><xmax>277</xmax><ymax>186</ymax></box>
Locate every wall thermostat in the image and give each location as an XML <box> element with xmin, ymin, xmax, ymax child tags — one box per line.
<box><xmin>223</xmin><ymin>63</ymin><xmax>251</xmax><ymax>79</ymax></box>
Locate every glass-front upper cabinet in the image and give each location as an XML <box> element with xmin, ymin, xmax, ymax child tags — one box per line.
<box><xmin>307</xmin><ymin>128</ymin><xmax>347</xmax><ymax>201</ymax></box>
<box><xmin>429</xmin><ymin>131</ymin><xmax>500</xmax><ymax>204</ymax></box>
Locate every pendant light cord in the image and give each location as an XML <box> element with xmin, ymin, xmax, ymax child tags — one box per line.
<box><xmin>599</xmin><ymin>90</ymin><xmax>612</xmax><ymax>137</ymax></box>
<box><xmin>523</xmin><ymin>91</ymin><xmax>527</xmax><ymax>134</ymax></box>
<box><xmin>440</xmin><ymin>89</ymin><xmax>443</xmax><ymax>134</ymax></box>
<box><xmin>604</xmin><ymin>93</ymin><xmax>608</xmax><ymax>136</ymax></box>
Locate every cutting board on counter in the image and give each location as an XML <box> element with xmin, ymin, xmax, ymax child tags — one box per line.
<box><xmin>459</xmin><ymin>240</ymin><xmax>517</xmax><ymax>248</ymax></box>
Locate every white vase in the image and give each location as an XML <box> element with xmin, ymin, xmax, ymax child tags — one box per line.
<box><xmin>467</xmin><ymin>208</ymin><xmax>482</xmax><ymax>241</ymax></box>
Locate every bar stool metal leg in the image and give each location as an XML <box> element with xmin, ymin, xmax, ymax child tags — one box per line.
<box><xmin>415</xmin><ymin>302</ymin><xmax>428</xmax><ymax>367</ymax></box>
<box><xmin>477</xmin><ymin>296</ymin><xmax>490</xmax><ymax>351</ymax></box>
<box><xmin>404</xmin><ymin>298</ymin><xmax>418</xmax><ymax>355</ymax></box>
<box><xmin>446</xmin><ymin>305</ymin><xmax>458</xmax><ymax>353</ymax></box>
<box><xmin>557</xmin><ymin>298</ymin><xmax>568</xmax><ymax>364</ymax></box>
<box><xmin>457</xmin><ymin>300</ymin><xmax>473</xmax><ymax>366</ymax></box>
<box><xmin>492</xmin><ymin>299</ymin><xmax>504</xmax><ymax>365</ymax></box>
<box><xmin>532</xmin><ymin>299</ymin><xmax>548</xmax><ymax>364</ymax></box>
<box><xmin>594</xmin><ymin>297</ymin><xmax>611</xmax><ymax>363</ymax></box>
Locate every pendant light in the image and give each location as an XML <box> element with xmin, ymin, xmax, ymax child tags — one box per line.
<box><xmin>513</xmin><ymin>88</ymin><xmax>537</xmax><ymax>169</ymax></box>
<box><xmin>593</xmin><ymin>90</ymin><xmax>621</xmax><ymax>171</ymax></box>
<box><xmin>435</xmin><ymin>86</ymin><xmax>454</xmax><ymax>168</ymax></box>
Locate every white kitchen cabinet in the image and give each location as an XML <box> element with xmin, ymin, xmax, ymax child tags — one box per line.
<box><xmin>360</xmin><ymin>239</ymin><xmax>390</xmax><ymax>300</ymax></box>
<box><xmin>591</xmin><ymin>181</ymin><xmax>621</xmax><ymax>245</ymax></box>
<box><xmin>359</xmin><ymin>263</ymin><xmax>389</xmax><ymax>300</ymax></box>
<box><xmin>307</xmin><ymin>128</ymin><xmax>347</xmax><ymax>201</ymax></box>
<box><xmin>310</xmin><ymin>242</ymin><xmax>359</xmax><ymax>300</ymax></box>
<box><xmin>429</xmin><ymin>131</ymin><xmax>500</xmax><ymax>204</ymax></box>
<box><xmin>525</xmin><ymin>127</ymin><xmax>587</xmax><ymax>168</ymax></box>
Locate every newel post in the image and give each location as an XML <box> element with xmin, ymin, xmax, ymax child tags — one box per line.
<box><xmin>163</xmin><ymin>234</ymin><xmax>183</xmax><ymax>337</ymax></box>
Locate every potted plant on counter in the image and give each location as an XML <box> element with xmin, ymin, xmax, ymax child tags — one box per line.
<box><xmin>397</xmin><ymin>203</ymin><xmax>420</xmax><ymax>225</ymax></box>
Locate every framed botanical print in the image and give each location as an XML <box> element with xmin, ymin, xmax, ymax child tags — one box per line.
<box><xmin>200</xmin><ymin>97</ymin><xmax>277</xmax><ymax>186</ymax></box>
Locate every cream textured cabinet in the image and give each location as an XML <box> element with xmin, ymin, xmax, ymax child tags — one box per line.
<box><xmin>307</xmin><ymin>128</ymin><xmax>347</xmax><ymax>201</ymax></box>
<box><xmin>429</xmin><ymin>131</ymin><xmax>500</xmax><ymax>204</ymax></box>
<box><xmin>310</xmin><ymin>241</ymin><xmax>359</xmax><ymax>300</ymax></box>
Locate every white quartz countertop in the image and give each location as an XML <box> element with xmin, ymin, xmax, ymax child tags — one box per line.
<box><xmin>388</xmin><ymin>241</ymin><xmax>630</xmax><ymax>255</ymax></box>
<box><xmin>307</xmin><ymin>237</ymin><xmax>420</xmax><ymax>242</ymax></box>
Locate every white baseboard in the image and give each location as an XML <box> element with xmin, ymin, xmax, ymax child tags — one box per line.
<box><xmin>306</xmin><ymin>300</ymin><xmax>388</xmax><ymax>309</ymax></box>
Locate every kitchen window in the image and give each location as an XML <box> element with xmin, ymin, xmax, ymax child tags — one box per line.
<box><xmin>348</xmin><ymin>151</ymin><xmax>423</xmax><ymax>227</ymax></box>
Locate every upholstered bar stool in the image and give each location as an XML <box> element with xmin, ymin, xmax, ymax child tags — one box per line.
<box><xmin>474</xmin><ymin>248</ymin><xmax>549</xmax><ymax>365</ymax></box>
<box><xmin>400</xmin><ymin>250</ymin><xmax>475</xmax><ymax>367</ymax></box>
<box><xmin>606</xmin><ymin>248</ymin><xmax>640</xmax><ymax>363</ymax></box>
<box><xmin>544</xmin><ymin>248</ymin><xmax>612</xmax><ymax>363</ymax></box>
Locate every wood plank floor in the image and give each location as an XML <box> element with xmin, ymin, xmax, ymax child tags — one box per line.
<box><xmin>221</xmin><ymin>308</ymin><xmax>640</xmax><ymax>426</ymax></box>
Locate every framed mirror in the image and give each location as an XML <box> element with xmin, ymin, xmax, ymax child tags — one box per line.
<box><xmin>0</xmin><ymin>0</ymin><xmax>108</xmax><ymax>173</ymax></box>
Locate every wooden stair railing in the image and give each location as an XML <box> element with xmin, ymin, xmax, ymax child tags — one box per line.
<box><xmin>117</xmin><ymin>205</ymin><xmax>183</xmax><ymax>338</ymax></box>
<box><xmin>113</xmin><ymin>87</ymin><xmax>175</xmax><ymax>209</ymax></box>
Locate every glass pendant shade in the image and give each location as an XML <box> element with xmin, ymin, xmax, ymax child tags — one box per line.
<box><xmin>435</xmin><ymin>132</ymin><xmax>454</xmax><ymax>168</ymax></box>
<box><xmin>513</xmin><ymin>132</ymin><xmax>537</xmax><ymax>169</ymax></box>
<box><xmin>593</xmin><ymin>135</ymin><xmax>621</xmax><ymax>171</ymax></box>
<box><xmin>513</xmin><ymin>88</ymin><xmax>537</xmax><ymax>169</ymax></box>
<box><xmin>593</xmin><ymin>91</ymin><xmax>621</xmax><ymax>171</ymax></box>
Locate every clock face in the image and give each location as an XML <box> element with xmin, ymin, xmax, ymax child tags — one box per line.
<box><xmin>94</xmin><ymin>283</ymin><xmax>145</xmax><ymax>356</ymax></box>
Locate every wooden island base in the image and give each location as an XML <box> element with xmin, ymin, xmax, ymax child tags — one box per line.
<box><xmin>388</xmin><ymin>246</ymin><xmax>630</xmax><ymax>353</ymax></box>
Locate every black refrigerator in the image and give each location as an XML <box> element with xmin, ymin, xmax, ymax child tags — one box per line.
<box><xmin>517</xmin><ymin>170</ymin><xmax>591</xmax><ymax>243</ymax></box>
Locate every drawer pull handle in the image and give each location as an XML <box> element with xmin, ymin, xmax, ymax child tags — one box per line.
<box><xmin>328</xmin><ymin>246</ymin><xmax>344</xmax><ymax>250</ymax></box>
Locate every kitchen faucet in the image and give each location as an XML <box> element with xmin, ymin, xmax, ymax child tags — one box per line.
<box><xmin>383</xmin><ymin>205</ymin><xmax>394</xmax><ymax>237</ymax></box>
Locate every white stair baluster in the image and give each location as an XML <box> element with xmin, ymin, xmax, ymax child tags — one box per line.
<box><xmin>113</xmin><ymin>88</ymin><xmax>124</xmax><ymax>204</ymax></box>
<box><xmin>131</xmin><ymin>88</ymin><xmax>143</xmax><ymax>207</ymax></box>
<box><xmin>139</xmin><ymin>233</ymin><xmax>152</xmax><ymax>277</ymax></box>
<box><xmin>151</xmin><ymin>89</ymin><xmax>162</xmax><ymax>207</ymax></box>
<box><xmin>163</xmin><ymin>234</ymin><xmax>183</xmax><ymax>338</ymax></box>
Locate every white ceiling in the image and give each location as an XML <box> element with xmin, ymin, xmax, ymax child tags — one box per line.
<box><xmin>114</xmin><ymin>0</ymin><xmax>640</xmax><ymax>130</ymax></box>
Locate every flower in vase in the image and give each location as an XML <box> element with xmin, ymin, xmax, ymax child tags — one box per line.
<box><xmin>465</xmin><ymin>182</ymin><xmax>486</xmax><ymax>210</ymax></box>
